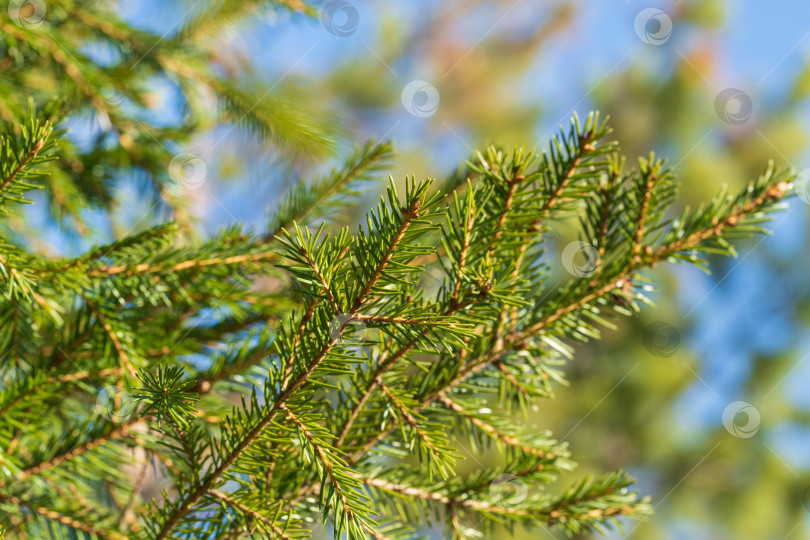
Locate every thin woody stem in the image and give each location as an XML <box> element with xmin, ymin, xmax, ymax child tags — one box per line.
<box><xmin>207</xmin><ymin>489</ymin><xmax>295</xmax><ymax>540</ymax></box>
<box><xmin>377</xmin><ymin>378</ymin><xmax>444</xmax><ymax>464</ymax></box>
<box><xmin>153</xmin><ymin>333</ymin><xmax>340</xmax><ymax>539</ymax></box>
<box><xmin>153</xmin><ymin>195</ymin><xmax>423</xmax><ymax>537</ymax></box>
<box><xmin>91</xmin><ymin>250</ymin><xmax>277</xmax><ymax>277</ymax></box>
<box><xmin>350</xmin><ymin>198</ymin><xmax>422</xmax><ymax>313</ymax></box>
<box><xmin>0</xmin><ymin>492</ymin><xmax>123</xmax><ymax>539</ymax></box>
<box><xmin>344</xmin><ymin>193</ymin><xmax>784</xmax><ymax>465</ymax></box>
<box><xmin>631</xmin><ymin>167</ymin><xmax>656</xmax><ymax>263</ymax></box>
<box><xmin>452</xmin><ymin>194</ymin><xmax>475</xmax><ymax>303</ymax></box>
<box><xmin>438</xmin><ymin>395</ymin><xmax>553</xmax><ymax>458</ymax></box>
<box><xmin>300</xmin><ymin>244</ymin><xmax>340</xmax><ymax>313</ymax></box>
<box><xmin>85</xmin><ymin>298</ymin><xmax>137</xmax><ymax>378</ymax></box>
<box><xmin>0</xmin><ymin>138</ymin><xmax>45</xmax><ymax>193</ymax></box>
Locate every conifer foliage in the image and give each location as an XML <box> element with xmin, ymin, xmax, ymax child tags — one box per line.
<box><xmin>0</xmin><ymin>103</ymin><xmax>795</xmax><ymax>539</ymax></box>
<box><xmin>0</xmin><ymin>0</ymin><xmax>336</xmax><ymax>236</ymax></box>
<box><xmin>0</xmin><ymin>1</ymin><xmax>798</xmax><ymax>538</ymax></box>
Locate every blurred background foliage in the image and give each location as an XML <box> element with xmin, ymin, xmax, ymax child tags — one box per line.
<box><xmin>3</xmin><ymin>0</ymin><xmax>810</xmax><ymax>538</ymax></box>
<box><xmin>271</xmin><ymin>2</ymin><xmax>810</xmax><ymax>538</ymax></box>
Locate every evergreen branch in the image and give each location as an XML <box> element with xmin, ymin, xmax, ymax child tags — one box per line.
<box><xmin>438</xmin><ymin>395</ymin><xmax>552</xmax><ymax>458</ymax></box>
<box><xmin>585</xmin><ymin>160</ymin><xmax>622</xmax><ymax>286</ymax></box>
<box><xmin>354</xmin><ymin>314</ymin><xmax>446</xmax><ymax>325</ymax></box>
<box><xmin>9</xmin><ymin>340</ymin><xmax>268</xmax><ymax>494</ymax></box>
<box><xmin>151</xmin><ymin>304</ymin><xmax>333</xmax><ymax>532</ymax></box>
<box><xmin>305</xmin><ymin>251</ymin><xmax>340</xmax><ymax>313</ymax></box>
<box><xmin>135</xmin><ymin>366</ymin><xmax>198</xmax><ymax>428</ymax></box>
<box><xmin>350</xmin><ymin>184</ymin><xmax>425</xmax><ymax>312</ymax></box>
<box><xmin>282</xmin><ymin>406</ymin><xmax>373</xmax><ymax>538</ymax></box>
<box><xmin>0</xmin><ymin>367</ymin><xmax>122</xmax><ymax>423</ymax></box>
<box><xmin>86</xmin><ymin>298</ymin><xmax>138</xmax><ymax>378</ymax></box>
<box><xmin>1</xmin><ymin>102</ymin><xmax>795</xmax><ymax>540</ymax></box>
<box><xmin>175</xmin><ymin>0</ymin><xmax>314</xmax><ymax>44</ymax></box>
<box><xmin>207</xmin><ymin>489</ymin><xmax>297</xmax><ymax>540</ymax></box>
<box><xmin>334</xmin><ymin>295</ymin><xmax>472</xmax><ymax>450</ymax></box>
<box><xmin>343</xmin><ymin>162</ymin><xmax>793</xmax><ymax>469</ymax></box>
<box><xmin>269</xmin><ymin>140</ymin><xmax>395</xmax><ymax>236</ymax></box>
<box><xmin>377</xmin><ymin>379</ymin><xmax>455</xmax><ymax>479</ymax></box>
<box><xmin>11</xmin><ymin>422</ymin><xmax>135</xmax><ymax>484</ymax></box>
<box><xmin>364</xmin><ymin>476</ymin><xmax>527</xmax><ymax>516</ymax></box>
<box><xmin>150</xmin><ymin>178</ymin><xmax>437</xmax><ymax>538</ymax></box>
<box><xmin>0</xmin><ymin>104</ymin><xmax>54</xmax><ymax>210</ymax></box>
<box><xmin>0</xmin><ymin>139</ymin><xmax>44</xmax><ymax>195</ymax></box>
<box><xmin>512</xmin><ymin>112</ymin><xmax>611</xmax><ymax>269</ymax></box>
<box><xmin>486</xmin><ymin>171</ymin><xmax>521</xmax><ymax>256</ymax></box>
<box><xmin>211</xmin><ymin>78</ymin><xmax>338</xmax><ymax>161</ymax></box>
<box><xmin>334</xmin><ymin>177</ymin><xmax>499</xmax><ymax>451</ymax></box>
<box><xmin>493</xmin><ymin>360</ymin><xmax>534</xmax><ymax>402</ymax></box>
<box><xmin>519</xmin><ymin>171</ymin><xmax>789</xmax><ymax>341</ymax></box>
<box><xmin>89</xmin><ymin>249</ymin><xmax>277</xmax><ymax>277</ymax></box>
<box><xmin>450</xmin><ymin>185</ymin><xmax>476</xmax><ymax>303</ymax></box>
<box><xmin>631</xmin><ymin>159</ymin><xmax>657</xmax><ymax>261</ymax></box>
<box><xmin>0</xmin><ymin>492</ymin><xmax>123</xmax><ymax>539</ymax></box>
<box><xmin>543</xmin><ymin>472</ymin><xmax>651</xmax><ymax>535</ymax></box>
<box><xmin>282</xmin><ymin>299</ymin><xmax>319</xmax><ymax>387</ymax></box>
<box><xmin>364</xmin><ymin>467</ymin><xmax>648</xmax><ymax>535</ymax></box>
<box><xmin>57</xmin><ymin>367</ymin><xmax>123</xmax><ymax>383</ymax></box>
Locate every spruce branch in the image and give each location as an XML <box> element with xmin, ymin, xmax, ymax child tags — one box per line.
<box><xmin>269</xmin><ymin>140</ymin><xmax>396</xmax><ymax>236</ymax></box>
<box><xmin>85</xmin><ymin>298</ymin><xmax>138</xmax><ymax>379</ymax></box>
<box><xmin>207</xmin><ymin>489</ymin><xmax>302</xmax><ymax>540</ymax></box>
<box><xmin>283</xmin><ymin>406</ymin><xmax>374</xmax><ymax>538</ymax></box>
<box><xmin>147</xmin><ymin>179</ymin><xmax>441</xmax><ymax>538</ymax></box>
<box><xmin>0</xmin><ymin>492</ymin><xmax>121</xmax><ymax>538</ymax></box>
<box><xmin>377</xmin><ymin>379</ymin><xmax>456</xmax><ymax>480</ymax></box>
<box><xmin>0</xmin><ymin>106</ymin><xmax>796</xmax><ymax>539</ymax></box>
<box><xmin>437</xmin><ymin>395</ymin><xmax>554</xmax><ymax>458</ymax></box>
<box><xmin>321</xmin><ymin>143</ymin><xmax>793</xmax><ymax>534</ymax></box>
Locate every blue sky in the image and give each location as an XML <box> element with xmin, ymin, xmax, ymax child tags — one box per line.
<box><xmin>84</xmin><ymin>0</ymin><xmax>810</xmax><ymax>536</ymax></box>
